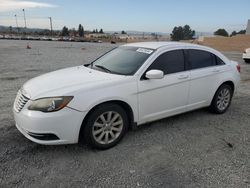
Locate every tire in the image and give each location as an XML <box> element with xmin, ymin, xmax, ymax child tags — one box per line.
<box><xmin>210</xmin><ymin>84</ymin><xmax>233</xmax><ymax>114</ymax></box>
<box><xmin>82</xmin><ymin>103</ymin><xmax>128</xmax><ymax>149</ymax></box>
<box><xmin>244</xmin><ymin>59</ymin><xmax>250</xmax><ymax>63</ymax></box>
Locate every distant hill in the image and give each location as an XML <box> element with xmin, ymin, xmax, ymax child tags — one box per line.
<box><xmin>105</xmin><ymin>30</ymin><xmax>169</xmax><ymax>36</ymax></box>
<box><xmin>0</xmin><ymin>25</ymin><xmax>213</xmax><ymax>37</ymax></box>
<box><xmin>0</xmin><ymin>26</ymin><xmax>169</xmax><ymax>36</ymax></box>
<box><xmin>0</xmin><ymin>25</ymin><xmax>53</xmax><ymax>33</ymax></box>
<box><xmin>105</xmin><ymin>30</ymin><xmax>213</xmax><ymax>37</ymax></box>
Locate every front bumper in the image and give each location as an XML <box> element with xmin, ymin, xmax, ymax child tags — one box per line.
<box><xmin>14</xmin><ymin>106</ymin><xmax>86</xmax><ymax>145</ymax></box>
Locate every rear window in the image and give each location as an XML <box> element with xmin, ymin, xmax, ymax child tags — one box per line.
<box><xmin>188</xmin><ymin>49</ymin><xmax>216</xmax><ymax>69</ymax></box>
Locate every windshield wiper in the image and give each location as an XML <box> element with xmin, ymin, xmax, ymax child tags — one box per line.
<box><xmin>94</xmin><ymin>65</ymin><xmax>112</xmax><ymax>73</ymax></box>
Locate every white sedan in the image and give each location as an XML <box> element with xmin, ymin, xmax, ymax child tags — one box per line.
<box><xmin>13</xmin><ymin>42</ymin><xmax>241</xmax><ymax>149</ymax></box>
<box><xmin>243</xmin><ymin>48</ymin><xmax>250</xmax><ymax>63</ymax></box>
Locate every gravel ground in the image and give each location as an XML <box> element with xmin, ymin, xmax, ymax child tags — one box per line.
<box><xmin>0</xmin><ymin>40</ymin><xmax>249</xmax><ymax>188</ymax></box>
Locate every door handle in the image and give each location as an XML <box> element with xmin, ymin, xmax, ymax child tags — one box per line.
<box><xmin>178</xmin><ymin>75</ymin><xmax>189</xmax><ymax>79</ymax></box>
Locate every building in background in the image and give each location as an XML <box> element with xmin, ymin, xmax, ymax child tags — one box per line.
<box><xmin>246</xmin><ymin>19</ymin><xmax>250</xmax><ymax>35</ymax></box>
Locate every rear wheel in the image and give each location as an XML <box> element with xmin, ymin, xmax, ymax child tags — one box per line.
<box><xmin>244</xmin><ymin>59</ymin><xmax>250</xmax><ymax>63</ymax></box>
<box><xmin>210</xmin><ymin>84</ymin><xmax>233</xmax><ymax>114</ymax></box>
<box><xmin>82</xmin><ymin>103</ymin><xmax>128</xmax><ymax>149</ymax></box>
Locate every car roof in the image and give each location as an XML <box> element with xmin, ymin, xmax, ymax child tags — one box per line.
<box><xmin>123</xmin><ymin>41</ymin><xmax>204</xmax><ymax>50</ymax></box>
<box><xmin>123</xmin><ymin>41</ymin><xmax>229</xmax><ymax>64</ymax></box>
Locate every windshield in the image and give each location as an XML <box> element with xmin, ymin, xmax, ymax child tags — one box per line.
<box><xmin>91</xmin><ymin>46</ymin><xmax>154</xmax><ymax>75</ymax></box>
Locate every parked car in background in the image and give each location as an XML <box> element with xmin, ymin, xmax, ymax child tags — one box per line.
<box><xmin>243</xmin><ymin>48</ymin><xmax>250</xmax><ymax>63</ymax></box>
<box><xmin>13</xmin><ymin>42</ymin><xmax>241</xmax><ymax>149</ymax></box>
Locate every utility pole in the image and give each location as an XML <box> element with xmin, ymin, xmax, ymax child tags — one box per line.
<box><xmin>14</xmin><ymin>14</ymin><xmax>19</xmax><ymax>33</ymax></box>
<box><xmin>22</xmin><ymin>9</ymin><xmax>27</xmax><ymax>28</ymax></box>
<box><xmin>49</xmin><ymin>17</ymin><xmax>53</xmax><ymax>35</ymax></box>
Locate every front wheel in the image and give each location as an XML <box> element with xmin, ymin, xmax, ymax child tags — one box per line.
<box><xmin>210</xmin><ymin>84</ymin><xmax>233</xmax><ymax>114</ymax></box>
<box><xmin>82</xmin><ymin>104</ymin><xmax>128</xmax><ymax>149</ymax></box>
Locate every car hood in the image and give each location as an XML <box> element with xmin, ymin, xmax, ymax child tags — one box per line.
<box><xmin>22</xmin><ymin>66</ymin><xmax>123</xmax><ymax>99</ymax></box>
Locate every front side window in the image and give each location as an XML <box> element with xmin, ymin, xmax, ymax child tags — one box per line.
<box><xmin>91</xmin><ymin>46</ymin><xmax>154</xmax><ymax>75</ymax></box>
<box><xmin>187</xmin><ymin>49</ymin><xmax>216</xmax><ymax>69</ymax></box>
<box><xmin>147</xmin><ymin>50</ymin><xmax>185</xmax><ymax>75</ymax></box>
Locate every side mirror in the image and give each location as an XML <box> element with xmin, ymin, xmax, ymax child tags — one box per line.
<box><xmin>145</xmin><ymin>70</ymin><xmax>164</xmax><ymax>79</ymax></box>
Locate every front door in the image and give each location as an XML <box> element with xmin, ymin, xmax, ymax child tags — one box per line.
<box><xmin>138</xmin><ymin>49</ymin><xmax>190</xmax><ymax>124</ymax></box>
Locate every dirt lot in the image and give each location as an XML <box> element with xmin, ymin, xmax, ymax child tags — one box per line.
<box><xmin>0</xmin><ymin>40</ymin><xmax>249</xmax><ymax>188</ymax></box>
<box><xmin>196</xmin><ymin>34</ymin><xmax>250</xmax><ymax>52</ymax></box>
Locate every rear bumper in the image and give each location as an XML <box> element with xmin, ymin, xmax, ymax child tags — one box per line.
<box><xmin>14</xmin><ymin>107</ymin><xmax>86</xmax><ymax>145</ymax></box>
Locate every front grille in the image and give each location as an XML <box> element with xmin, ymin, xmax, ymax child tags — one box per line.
<box><xmin>14</xmin><ymin>90</ymin><xmax>29</xmax><ymax>112</ymax></box>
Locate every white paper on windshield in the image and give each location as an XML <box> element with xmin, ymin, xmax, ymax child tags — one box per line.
<box><xmin>136</xmin><ymin>48</ymin><xmax>153</xmax><ymax>54</ymax></box>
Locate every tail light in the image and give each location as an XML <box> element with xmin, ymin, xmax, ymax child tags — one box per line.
<box><xmin>236</xmin><ymin>64</ymin><xmax>240</xmax><ymax>73</ymax></box>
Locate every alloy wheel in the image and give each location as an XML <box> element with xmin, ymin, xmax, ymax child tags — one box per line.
<box><xmin>216</xmin><ymin>88</ymin><xmax>231</xmax><ymax>111</ymax></box>
<box><xmin>92</xmin><ymin>111</ymin><xmax>124</xmax><ymax>145</ymax></box>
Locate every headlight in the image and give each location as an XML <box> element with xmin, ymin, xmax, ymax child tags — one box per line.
<box><xmin>28</xmin><ymin>96</ymin><xmax>73</xmax><ymax>112</ymax></box>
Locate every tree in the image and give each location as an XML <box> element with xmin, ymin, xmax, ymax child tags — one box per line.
<box><xmin>183</xmin><ymin>25</ymin><xmax>195</xmax><ymax>40</ymax></box>
<box><xmin>238</xmin><ymin>30</ymin><xmax>246</xmax><ymax>34</ymax></box>
<box><xmin>231</xmin><ymin>30</ymin><xmax>246</xmax><ymax>36</ymax></box>
<box><xmin>70</xmin><ymin>28</ymin><xmax>77</xmax><ymax>37</ymax></box>
<box><xmin>61</xmin><ymin>26</ymin><xmax>69</xmax><ymax>36</ymax></box>
<box><xmin>171</xmin><ymin>25</ymin><xmax>195</xmax><ymax>41</ymax></box>
<box><xmin>121</xmin><ymin>30</ymin><xmax>127</xmax><ymax>34</ymax></box>
<box><xmin>230</xmin><ymin>31</ymin><xmax>237</xmax><ymax>37</ymax></box>
<box><xmin>78</xmin><ymin>24</ymin><xmax>84</xmax><ymax>37</ymax></box>
<box><xmin>99</xmin><ymin>28</ymin><xmax>104</xmax><ymax>33</ymax></box>
<box><xmin>214</xmin><ymin>29</ymin><xmax>228</xmax><ymax>37</ymax></box>
<box><xmin>171</xmin><ymin>26</ymin><xmax>183</xmax><ymax>41</ymax></box>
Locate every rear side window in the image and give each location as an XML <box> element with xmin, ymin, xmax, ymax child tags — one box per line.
<box><xmin>215</xmin><ymin>56</ymin><xmax>225</xmax><ymax>65</ymax></box>
<box><xmin>148</xmin><ymin>50</ymin><xmax>185</xmax><ymax>75</ymax></box>
<box><xmin>187</xmin><ymin>49</ymin><xmax>216</xmax><ymax>69</ymax></box>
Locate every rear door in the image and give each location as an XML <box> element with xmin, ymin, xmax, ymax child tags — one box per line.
<box><xmin>186</xmin><ymin>49</ymin><xmax>226</xmax><ymax>110</ymax></box>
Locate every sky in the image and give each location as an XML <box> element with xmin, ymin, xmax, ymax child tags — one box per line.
<box><xmin>0</xmin><ymin>0</ymin><xmax>249</xmax><ymax>33</ymax></box>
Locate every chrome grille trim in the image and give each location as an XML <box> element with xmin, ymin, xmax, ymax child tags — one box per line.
<box><xmin>14</xmin><ymin>90</ymin><xmax>30</xmax><ymax>112</ymax></box>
